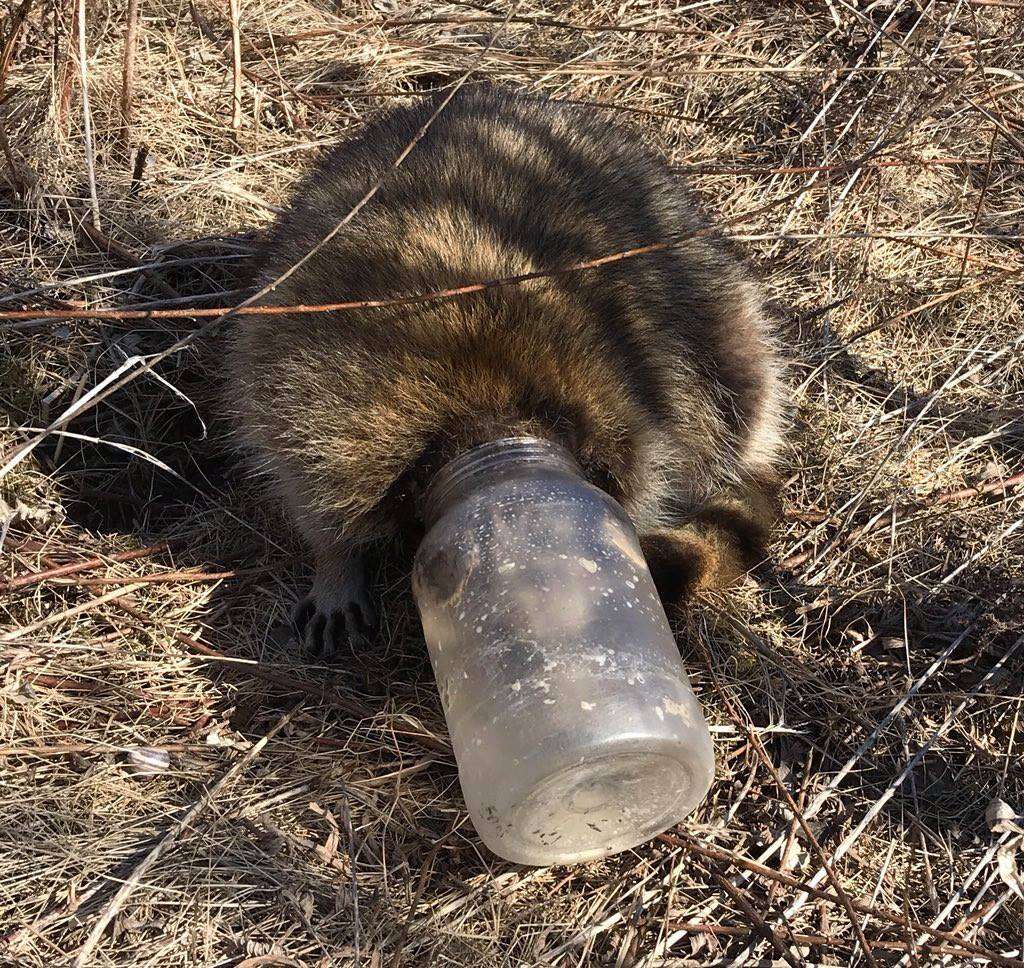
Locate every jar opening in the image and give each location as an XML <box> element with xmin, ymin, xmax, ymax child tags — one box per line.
<box><xmin>422</xmin><ymin>436</ymin><xmax>581</xmax><ymax>528</ymax></box>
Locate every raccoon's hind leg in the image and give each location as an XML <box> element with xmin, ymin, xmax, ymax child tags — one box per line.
<box><xmin>639</xmin><ymin>473</ymin><xmax>781</xmax><ymax>608</ymax></box>
<box><xmin>292</xmin><ymin>544</ymin><xmax>378</xmax><ymax>660</ymax></box>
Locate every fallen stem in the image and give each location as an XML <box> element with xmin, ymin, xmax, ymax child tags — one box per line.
<box><xmin>782</xmin><ymin>469</ymin><xmax>1023</xmax><ymax>569</ymax></box>
<box><xmin>5</xmin><ymin>541</ymin><xmax>173</xmax><ymax>590</ymax></box>
<box><xmin>710</xmin><ymin>870</ymin><xmax>803</xmax><ymax>968</ymax></box>
<box><xmin>660</xmin><ymin>834</ymin><xmax>1024</xmax><ymax>968</ymax></box>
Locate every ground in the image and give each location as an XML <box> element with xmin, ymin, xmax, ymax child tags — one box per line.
<box><xmin>1</xmin><ymin>1</ymin><xmax>1023</xmax><ymax>965</ymax></box>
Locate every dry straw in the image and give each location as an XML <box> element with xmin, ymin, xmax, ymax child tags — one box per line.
<box><xmin>2</xmin><ymin>1</ymin><xmax>1023</xmax><ymax>965</ymax></box>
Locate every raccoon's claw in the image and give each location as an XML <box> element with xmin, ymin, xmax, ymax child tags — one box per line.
<box><xmin>292</xmin><ymin>552</ymin><xmax>378</xmax><ymax>660</ymax></box>
<box><xmin>293</xmin><ymin>588</ymin><xmax>378</xmax><ymax>660</ymax></box>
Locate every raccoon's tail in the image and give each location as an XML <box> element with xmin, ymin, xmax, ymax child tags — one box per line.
<box><xmin>639</xmin><ymin>471</ymin><xmax>782</xmax><ymax>606</ymax></box>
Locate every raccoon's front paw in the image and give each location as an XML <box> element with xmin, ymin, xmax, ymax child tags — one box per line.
<box><xmin>293</xmin><ymin>588</ymin><xmax>378</xmax><ymax>660</ymax></box>
<box><xmin>292</xmin><ymin>554</ymin><xmax>378</xmax><ymax>660</ymax></box>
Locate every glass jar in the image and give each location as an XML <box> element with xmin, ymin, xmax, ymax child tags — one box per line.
<box><xmin>412</xmin><ymin>437</ymin><xmax>714</xmax><ymax>865</ymax></box>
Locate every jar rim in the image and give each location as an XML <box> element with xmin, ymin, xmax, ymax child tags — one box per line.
<box><xmin>422</xmin><ymin>436</ymin><xmax>581</xmax><ymax>528</ymax></box>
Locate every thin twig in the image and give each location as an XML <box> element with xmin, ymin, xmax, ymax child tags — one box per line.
<box><xmin>0</xmin><ymin>582</ymin><xmax>147</xmax><ymax>642</ymax></box>
<box><xmin>711</xmin><ymin>870</ymin><xmax>803</xmax><ymax>968</ymax></box>
<box><xmin>228</xmin><ymin>0</ymin><xmax>242</xmax><ymax>129</ymax></box>
<box><xmin>76</xmin><ymin>0</ymin><xmax>100</xmax><ymax>231</ymax></box>
<box><xmin>957</xmin><ymin>123</ymin><xmax>999</xmax><ymax>287</ymax></box>
<box><xmin>47</xmin><ymin>565</ymin><xmax>281</xmax><ymax>587</ymax></box>
<box><xmin>57</xmin><ymin>1</ymin><xmax>78</xmax><ymax>128</ymax></box>
<box><xmin>0</xmin><ymin>0</ymin><xmax>34</xmax><ymax>97</ymax></box>
<box><xmin>846</xmin><ymin>265</ymin><xmax>1024</xmax><ymax>345</ymax></box>
<box><xmin>768</xmin><ymin>752</ymin><xmax>812</xmax><ymax>905</ymax></box>
<box><xmin>0</xmin><ymin>741</ymin><xmax>197</xmax><ymax>758</ymax></box>
<box><xmin>4</xmin><ymin>541</ymin><xmax>173</xmax><ymax>590</ymax></box>
<box><xmin>927</xmin><ymin>470</ymin><xmax>1024</xmax><ymax>507</ymax></box>
<box><xmin>674</xmin><ymin>155</ymin><xmax>1024</xmax><ymax>175</ymax></box>
<box><xmin>1</xmin><ymin>220</ymin><xmax>1019</xmax><ymax>328</ymax></box>
<box><xmin>339</xmin><ymin>802</ymin><xmax>360</xmax><ymax>948</ymax></box>
<box><xmin>390</xmin><ymin>843</ymin><xmax>440</xmax><ymax>968</ymax></box>
<box><xmin>270</xmin><ymin>14</ymin><xmax>702</xmax><ymax>39</ymax></box>
<box><xmin>660</xmin><ymin>835</ymin><xmax>1024</xmax><ymax>968</ymax></box>
<box><xmin>694</xmin><ymin>640</ymin><xmax>881</xmax><ymax>968</ymax></box>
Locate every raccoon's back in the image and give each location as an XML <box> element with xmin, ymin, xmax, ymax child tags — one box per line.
<box><xmin>227</xmin><ymin>88</ymin><xmax>763</xmax><ymax>534</ymax></box>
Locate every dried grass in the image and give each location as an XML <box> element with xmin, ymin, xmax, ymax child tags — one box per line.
<box><xmin>2</xmin><ymin>1</ymin><xmax>1023</xmax><ymax>965</ymax></box>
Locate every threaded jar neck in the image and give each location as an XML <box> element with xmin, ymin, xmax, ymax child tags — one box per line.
<box><xmin>422</xmin><ymin>437</ymin><xmax>582</xmax><ymax>529</ymax></box>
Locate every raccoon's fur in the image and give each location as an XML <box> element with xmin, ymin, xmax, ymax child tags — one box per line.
<box><xmin>226</xmin><ymin>86</ymin><xmax>784</xmax><ymax>657</ymax></box>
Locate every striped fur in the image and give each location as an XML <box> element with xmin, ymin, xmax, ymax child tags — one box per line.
<box><xmin>226</xmin><ymin>86</ymin><xmax>785</xmax><ymax>655</ymax></box>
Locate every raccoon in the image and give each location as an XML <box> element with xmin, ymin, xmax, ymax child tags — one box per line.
<box><xmin>226</xmin><ymin>85</ymin><xmax>784</xmax><ymax>659</ymax></box>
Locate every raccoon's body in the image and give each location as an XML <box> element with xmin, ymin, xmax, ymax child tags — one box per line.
<box><xmin>226</xmin><ymin>86</ymin><xmax>784</xmax><ymax>656</ymax></box>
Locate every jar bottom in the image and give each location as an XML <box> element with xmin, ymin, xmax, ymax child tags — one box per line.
<box><xmin>476</xmin><ymin>751</ymin><xmax>699</xmax><ymax>865</ymax></box>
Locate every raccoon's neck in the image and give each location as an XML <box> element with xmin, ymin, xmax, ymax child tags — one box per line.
<box><xmin>423</xmin><ymin>416</ymin><xmax>566</xmax><ymax>498</ymax></box>
<box><xmin>379</xmin><ymin>417</ymin><xmax>568</xmax><ymax>542</ymax></box>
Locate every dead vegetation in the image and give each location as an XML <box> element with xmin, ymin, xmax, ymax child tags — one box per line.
<box><xmin>1</xmin><ymin>1</ymin><xmax>1023</xmax><ymax>965</ymax></box>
